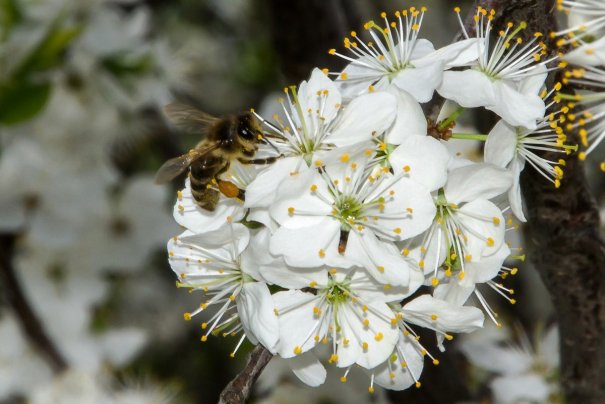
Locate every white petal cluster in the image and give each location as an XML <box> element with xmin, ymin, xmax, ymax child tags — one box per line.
<box><xmin>166</xmin><ymin>11</ymin><xmax>554</xmax><ymax>385</ymax></box>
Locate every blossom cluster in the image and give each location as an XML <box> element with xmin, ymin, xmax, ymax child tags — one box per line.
<box><xmin>554</xmin><ymin>0</ymin><xmax>605</xmax><ymax>165</ymax></box>
<box><xmin>166</xmin><ymin>6</ymin><xmax>571</xmax><ymax>392</ymax></box>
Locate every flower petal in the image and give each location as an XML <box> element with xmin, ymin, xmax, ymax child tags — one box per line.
<box><xmin>402</xmin><ymin>295</ymin><xmax>484</xmax><ymax>333</ymax></box>
<box><xmin>286</xmin><ymin>352</ymin><xmax>327</xmax><ymax>387</ymax></box>
<box><xmin>444</xmin><ymin>163</ymin><xmax>513</xmax><ymax>204</ymax></box>
<box><xmin>274</xmin><ymin>290</ymin><xmax>326</xmax><ymax>358</ymax></box>
<box><xmin>328</xmin><ymin>92</ymin><xmax>397</xmax><ymax>147</ymax></box>
<box><xmin>389</xmin><ymin>136</ymin><xmax>450</xmax><ymax>191</ymax></box>
<box><xmin>391</xmin><ymin>61</ymin><xmax>445</xmax><ymax>103</ymax></box>
<box><xmin>238</xmin><ymin>282</ymin><xmax>280</xmax><ymax>351</ymax></box>
<box><xmin>371</xmin><ymin>334</ymin><xmax>424</xmax><ymax>391</ymax></box>
<box><xmin>385</xmin><ymin>86</ymin><xmax>428</xmax><ymax>144</ymax></box>
<box><xmin>174</xmin><ymin>179</ymin><xmax>244</xmax><ymax>233</ymax></box>
<box><xmin>488</xmin><ymin>81</ymin><xmax>545</xmax><ymax>130</ymax></box>
<box><xmin>270</xmin><ymin>219</ymin><xmax>352</xmax><ymax>269</ymax></box>
<box><xmin>245</xmin><ymin>156</ymin><xmax>306</xmax><ymax>209</ymax></box>
<box><xmin>336</xmin><ymin>301</ymin><xmax>399</xmax><ymax>369</ymax></box>
<box><xmin>438</xmin><ymin>70</ymin><xmax>497</xmax><ymax>107</ymax></box>
<box><xmin>485</xmin><ymin>120</ymin><xmax>517</xmax><ymax>168</ymax></box>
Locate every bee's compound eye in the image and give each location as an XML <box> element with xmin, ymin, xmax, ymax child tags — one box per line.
<box><xmin>237</xmin><ymin>116</ymin><xmax>255</xmax><ymax>140</ymax></box>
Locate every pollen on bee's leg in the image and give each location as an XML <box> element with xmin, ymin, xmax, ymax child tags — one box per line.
<box><xmin>217</xmin><ymin>180</ymin><xmax>241</xmax><ymax>199</ymax></box>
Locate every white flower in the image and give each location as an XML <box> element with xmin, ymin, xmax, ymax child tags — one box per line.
<box><xmin>460</xmin><ymin>324</ymin><xmax>560</xmax><ymax>404</ymax></box>
<box><xmin>167</xmin><ymin>223</ymin><xmax>279</xmax><ymax>353</ymax></box>
<box><xmin>246</xmin><ymin>68</ymin><xmax>397</xmax><ymax>209</ymax></box>
<box><xmin>272</xmin><ymin>269</ymin><xmax>404</xmax><ymax>370</ymax></box>
<box><xmin>330</xmin><ymin>8</ymin><xmax>478</xmax><ymax>102</ymax></box>
<box><xmin>366</xmin><ymin>86</ymin><xmax>451</xmax><ymax>193</ymax></box>
<box><xmin>555</xmin><ymin>0</ymin><xmax>605</xmax><ymax>66</ymax></box>
<box><xmin>269</xmin><ymin>155</ymin><xmax>435</xmax><ymax>286</ymax></box>
<box><xmin>403</xmin><ymin>164</ymin><xmax>512</xmax><ymax>286</ymax></box>
<box><xmin>439</xmin><ymin>7</ymin><xmax>555</xmax><ymax>129</ymax></box>
<box><xmin>67</xmin><ymin>176</ymin><xmax>177</xmax><ymax>272</ymax></box>
<box><xmin>433</xmin><ymin>242</ymin><xmax>516</xmax><ymax>326</ymax></box>
<box><xmin>366</xmin><ymin>295</ymin><xmax>484</xmax><ymax>391</ymax></box>
<box><xmin>484</xmin><ymin>100</ymin><xmax>575</xmax><ymax>221</ymax></box>
<box><xmin>560</xmin><ymin>65</ymin><xmax>605</xmax><ymax>156</ymax></box>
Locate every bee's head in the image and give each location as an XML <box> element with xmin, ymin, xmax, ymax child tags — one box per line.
<box><xmin>237</xmin><ymin>112</ymin><xmax>263</xmax><ymax>143</ymax></box>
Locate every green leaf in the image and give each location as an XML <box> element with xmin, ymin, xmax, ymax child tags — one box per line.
<box><xmin>0</xmin><ymin>0</ymin><xmax>22</xmax><ymax>40</ymax></box>
<box><xmin>101</xmin><ymin>52</ymin><xmax>153</xmax><ymax>77</ymax></box>
<box><xmin>14</xmin><ymin>21</ymin><xmax>82</xmax><ymax>77</ymax></box>
<box><xmin>0</xmin><ymin>80</ymin><xmax>52</xmax><ymax>125</ymax></box>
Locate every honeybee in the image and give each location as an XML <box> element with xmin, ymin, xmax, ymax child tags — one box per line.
<box><xmin>155</xmin><ymin>103</ymin><xmax>281</xmax><ymax>211</ymax></box>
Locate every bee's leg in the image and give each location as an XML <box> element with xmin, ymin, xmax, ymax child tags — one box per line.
<box><xmin>238</xmin><ymin>155</ymin><xmax>283</xmax><ymax>165</ymax></box>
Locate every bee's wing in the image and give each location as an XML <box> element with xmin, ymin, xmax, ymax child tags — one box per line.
<box><xmin>164</xmin><ymin>103</ymin><xmax>219</xmax><ymax>134</ymax></box>
<box><xmin>154</xmin><ymin>143</ymin><xmax>220</xmax><ymax>184</ymax></box>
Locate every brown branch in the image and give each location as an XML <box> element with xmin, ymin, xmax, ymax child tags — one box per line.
<box><xmin>0</xmin><ymin>234</ymin><xmax>68</xmax><ymax>373</ymax></box>
<box><xmin>218</xmin><ymin>345</ymin><xmax>273</xmax><ymax>404</ymax></box>
<box><xmin>509</xmin><ymin>0</ymin><xmax>605</xmax><ymax>402</ymax></box>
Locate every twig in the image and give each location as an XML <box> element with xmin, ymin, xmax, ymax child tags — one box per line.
<box><xmin>0</xmin><ymin>234</ymin><xmax>68</xmax><ymax>373</ymax></box>
<box><xmin>218</xmin><ymin>345</ymin><xmax>273</xmax><ymax>404</ymax></box>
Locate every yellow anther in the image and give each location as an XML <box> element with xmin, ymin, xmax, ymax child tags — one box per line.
<box><xmin>486</xmin><ymin>237</ymin><xmax>495</xmax><ymax>247</ymax></box>
<box><xmin>201</xmin><ymin>335</ymin><xmax>208</xmax><ymax>342</ymax></box>
<box><xmin>402</xmin><ymin>248</ymin><xmax>410</xmax><ymax>256</ymax></box>
<box><xmin>393</xmin><ymin>228</ymin><xmax>402</xmax><ymax>234</ymax></box>
<box><xmin>493</xmin><ymin>217</ymin><xmax>501</xmax><ymax>225</ymax></box>
<box><xmin>319</xmin><ymin>249</ymin><xmax>325</xmax><ymax>258</ymax></box>
<box><xmin>329</xmin><ymin>354</ymin><xmax>338</xmax><ymax>364</ymax></box>
<box><xmin>375</xmin><ymin>332</ymin><xmax>384</xmax><ymax>341</ymax></box>
<box><xmin>328</xmin><ymin>49</ymin><xmax>336</xmax><ymax>55</ymax></box>
<box><xmin>340</xmin><ymin>376</ymin><xmax>347</xmax><ymax>383</ymax></box>
<box><xmin>431</xmin><ymin>277</ymin><xmax>439</xmax><ymax>286</ymax></box>
<box><xmin>362</xmin><ymin>341</ymin><xmax>369</xmax><ymax>350</ymax></box>
<box><xmin>294</xmin><ymin>346</ymin><xmax>303</xmax><ymax>355</ymax></box>
<box><xmin>183</xmin><ymin>312</ymin><xmax>191</xmax><ymax>321</ymax></box>
<box><xmin>377</xmin><ymin>265</ymin><xmax>385</xmax><ymax>273</ymax></box>
<box><xmin>288</xmin><ymin>207</ymin><xmax>295</xmax><ymax>216</ymax></box>
<box><xmin>419</xmin><ymin>260</ymin><xmax>425</xmax><ymax>269</ymax></box>
<box><xmin>433</xmin><ymin>359</ymin><xmax>440</xmax><ymax>365</ymax></box>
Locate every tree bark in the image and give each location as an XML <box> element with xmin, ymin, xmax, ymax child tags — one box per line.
<box><xmin>218</xmin><ymin>345</ymin><xmax>273</xmax><ymax>404</ymax></box>
<box><xmin>513</xmin><ymin>0</ymin><xmax>605</xmax><ymax>402</ymax></box>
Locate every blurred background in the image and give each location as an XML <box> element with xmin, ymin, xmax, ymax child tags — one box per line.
<box><xmin>0</xmin><ymin>0</ymin><xmax>603</xmax><ymax>403</ymax></box>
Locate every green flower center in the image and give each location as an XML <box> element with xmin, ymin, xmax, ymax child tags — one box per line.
<box><xmin>325</xmin><ymin>280</ymin><xmax>351</xmax><ymax>305</ymax></box>
<box><xmin>334</xmin><ymin>196</ymin><xmax>364</xmax><ymax>228</ymax></box>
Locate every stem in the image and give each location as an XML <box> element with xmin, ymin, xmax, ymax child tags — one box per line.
<box><xmin>438</xmin><ymin>106</ymin><xmax>465</xmax><ymax>130</ymax></box>
<box><xmin>450</xmin><ymin>133</ymin><xmax>489</xmax><ymax>141</ymax></box>
<box><xmin>218</xmin><ymin>345</ymin><xmax>273</xmax><ymax>404</ymax></box>
<box><xmin>0</xmin><ymin>234</ymin><xmax>68</xmax><ymax>373</ymax></box>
